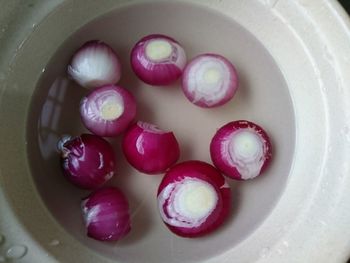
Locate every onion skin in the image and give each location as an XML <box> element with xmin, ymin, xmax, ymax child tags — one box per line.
<box><xmin>59</xmin><ymin>134</ymin><xmax>116</xmax><ymax>189</ymax></box>
<box><xmin>130</xmin><ymin>34</ymin><xmax>187</xmax><ymax>85</ymax></box>
<box><xmin>81</xmin><ymin>187</ymin><xmax>131</xmax><ymax>241</ymax></box>
<box><xmin>80</xmin><ymin>85</ymin><xmax>137</xmax><ymax>137</ymax></box>
<box><xmin>68</xmin><ymin>40</ymin><xmax>121</xmax><ymax>89</ymax></box>
<box><xmin>122</xmin><ymin>122</ymin><xmax>180</xmax><ymax>174</ymax></box>
<box><xmin>210</xmin><ymin>120</ymin><xmax>272</xmax><ymax>180</ymax></box>
<box><xmin>157</xmin><ymin>160</ymin><xmax>231</xmax><ymax>237</ymax></box>
<box><xmin>181</xmin><ymin>53</ymin><xmax>238</xmax><ymax>108</ymax></box>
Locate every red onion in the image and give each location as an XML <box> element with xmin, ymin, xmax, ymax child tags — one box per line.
<box><xmin>58</xmin><ymin>134</ymin><xmax>116</xmax><ymax>189</ymax></box>
<box><xmin>81</xmin><ymin>187</ymin><xmax>131</xmax><ymax>241</ymax></box>
<box><xmin>68</xmin><ymin>40</ymin><xmax>121</xmax><ymax>89</ymax></box>
<box><xmin>210</xmin><ymin>120</ymin><xmax>272</xmax><ymax>180</ymax></box>
<box><xmin>80</xmin><ymin>85</ymin><xmax>136</xmax><ymax>137</ymax></box>
<box><xmin>131</xmin><ymin>34</ymin><xmax>187</xmax><ymax>85</ymax></box>
<box><xmin>157</xmin><ymin>160</ymin><xmax>231</xmax><ymax>237</ymax></box>
<box><xmin>181</xmin><ymin>53</ymin><xmax>238</xmax><ymax>108</ymax></box>
<box><xmin>122</xmin><ymin>121</ymin><xmax>180</xmax><ymax>174</ymax></box>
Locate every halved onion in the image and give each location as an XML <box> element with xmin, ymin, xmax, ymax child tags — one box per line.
<box><xmin>182</xmin><ymin>53</ymin><xmax>238</xmax><ymax>108</ymax></box>
<box><xmin>157</xmin><ymin>160</ymin><xmax>231</xmax><ymax>237</ymax></box>
<box><xmin>210</xmin><ymin>120</ymin><xmax>272</xmax><ymax>180</ymax></box>
<box><xmin>131</xmin><ymin>34</ymin><xmax>187</xmax><ymax>85</ymax></box>
<box><xmin>80</xmin><ymin>85</ymin><xmax>136</xmax><ymax>137</ymax></box>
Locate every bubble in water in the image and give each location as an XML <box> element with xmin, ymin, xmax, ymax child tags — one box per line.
<box><xmin>5</xmin><ymin>245</ymin><xmax>27</xmax><ymax>260</ymax></box>
<box><xmin>49</xmin><ymin>239</ymin><xmax>60</xmax><ymax>246</ymax></box>
<box><xmin>259</xmin><ymin>247</ymin><xmax>270</xmax><ymax>258</ymax></box>
<box><xmin>0</xmin><ymin>255</ymin><xmax>5</xmax><ymax>262</ymax></box>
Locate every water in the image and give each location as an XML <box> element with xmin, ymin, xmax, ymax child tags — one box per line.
<box><xmin>0</xmin><ymin>255</ymin><xmax>5</xmax><ymax>262</ymax></box>
<box><xmin>0</xmin><ymin>234</ymin><xmax>4</xmax><ymax>245</ymax></box>
<box><xmin>28</xmin><ymin>2</ymin><xmax>295</xmax><ymax>262</ymax></box>
<box><xmin>5</xmin><ymin>245</ymin><xmax>28</xmax><ymax>260</ymax></box>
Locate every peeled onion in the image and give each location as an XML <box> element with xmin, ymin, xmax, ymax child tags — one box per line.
<box><xmin>58</xmin><ymin>134</ymin><xmax>116</xmax><ymax>189</ymax></box>
<box><xmin>210</xmin><ymin>120</ymin><xmax>272</xmax><ymax>180</ymax></box>
<box><xmin>68</xmin><ymin>40</ymin><xmax>121</xmax><ymax>89</ymax></box>
<box><xmin>157</xmin><ymin>160</ymin><xmax>231</xmax><ymax>237</ymax></box>
<box><xmin>122</xmin><ymin>121</ymin><xmax>180</xmax><ymax>174</ymax></box>
<box><xmin>181</xmin><ymin>53</ymin><xmax>238</xmax><ymax>108</ymax></box>
<box><xmin>131</xmin><ymin>34</ymin><xmax>187</xmax><ymax>85</ymax></box>
<box><xmin>80</xmin><ymin>85</ymin><xmax>137</xmax><ymax>137</ymax></box>
<box><xmin>81</xmin><ymin>187</ymin><xmax>131</xmax><ymax>241</ymax></box>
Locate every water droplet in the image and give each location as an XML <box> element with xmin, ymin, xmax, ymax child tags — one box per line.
<box><xmin>341</xmin><ymin>126</ymin><xmax>350</xmax><ymax>142</ymax></box>
<box><xmin>282</xmin><ymin>240</ymin><xmax>289</xmax><ymax>248</ymax></box>
<box><xmin>327</xmin><ymin>146</ymin><xmax>333</xmax><ymax>154</ymax></box>
<box><xmin>49</xmin><ymin>239</ymin><xmax>60</xmax><ymax>246</ymax></box>
<box><xmin>259</xmin><ymin>247</ymin><xmax>270</xmax><ymax>258</ymax></box>
<box><xmin>6</xmin><ymin>245</ymin><xmax>27</xmax><ymax>259</ymax></box>
<box><xmin>319</xmin><ymin>220</ymin><xmax>327</xmax><ymax>227</ymax></box>
<box><xmin>0</xmin><ymin>255</ymin><xmax>5</xmax><ymax>262</ymax></box>
<box><xmin>41</xmin><ymin>68</ymin><xmax>46</xmax><ymax>73</ymax></box>
<box><xmin>32</xmin><ymin>23</ymin><xmax>36</xmax><ymax>28</ymax></box>
<box><xmin>323</xmin><ymin>45</ymin><xmax>333</xmax><ymax>62</ymax></box>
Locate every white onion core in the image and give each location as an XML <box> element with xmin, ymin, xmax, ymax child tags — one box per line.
<box><xmin>145</xmin><ymin>40</ymin><xmax>172</xmax><ymax>61</ymax></box>
<box><xmin>228</xmin><ymin>130</ymin><xmax>265</xmax><ymax>180</ymax></box>
<box><xmin>100</xmin><ymin>99</ymin><xmax>124</xmax><ymax>120</ymax></box>
<box><xmin>158</xmin><ymin>177</ymin><xmax>218</xmax><ymax>228</ymax></box>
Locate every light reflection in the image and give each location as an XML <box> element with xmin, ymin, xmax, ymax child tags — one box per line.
<box><xmin>38</xmin><ymin>77</ymin><xmax>68</xmax><ymax>160</ymax></box>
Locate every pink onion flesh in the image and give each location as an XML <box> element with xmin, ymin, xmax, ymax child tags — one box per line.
<box><xmin>122</xmin><ymin>121</ymin><xmax>180</xmax><ymax>174</ymax></box>
<box><xmin>58</xmin><ymin>134</ymin><xmax>116</xmax><ymax>189</ymax></box>
<box><xmin>157</xmin><ymin>160</ymin><xmax>231</xmax><ymax>237</ymax></box>
<box><xmin>81</xmin><ymin>187</ymin><xmax>131</xmax><ymax>241</ymax></box>
<box><xmin>131</xmin><ymin>34</ymin><xmax>187</xmax><ymax>85</ymax></box>
<box><xmin>68</xmin><ymin>40</ymin><xmax>121</xmax><ymax>89</ymax></box>
<box><xmin>80</xmin><ymin>85</ymin><xmax>136</xmax><ymax>137</ymax></box>
<box><xmin>210</xmin><ymin>120</ymin><xmax>272</xmax><ymax>180</ymax></box>
<box><xmin>182</xmin><ymin>53</ymin><xmax>238</xmax><ymax>108</ymax></box>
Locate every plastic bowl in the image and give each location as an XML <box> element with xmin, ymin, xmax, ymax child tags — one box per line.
<box><xmin>0</xmin><ymin>1</ymin><xmax>350</xmax><ymax>262</ymax></box>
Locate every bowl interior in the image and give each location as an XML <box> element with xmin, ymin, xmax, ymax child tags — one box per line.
<box><xmin>27</xmin><ymin>2</ymin><xmax>295</xmax><ymax>262</ymax></box>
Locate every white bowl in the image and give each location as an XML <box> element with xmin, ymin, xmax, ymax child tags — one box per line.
<box><xmin>0</xmin><ymin>0</ymin><xmax>350</xmax><ymax>262</ymax></box>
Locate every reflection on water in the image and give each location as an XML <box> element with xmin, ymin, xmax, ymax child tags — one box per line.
<box><xmin>38</xmin><ymin>77</ymin><xmax>68</xmax><ymax>159</ymax></box>
<box><xmin>37</xmin><ymin>77</ymin><xmax>87</xmax><ymax>160</ymax></box>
